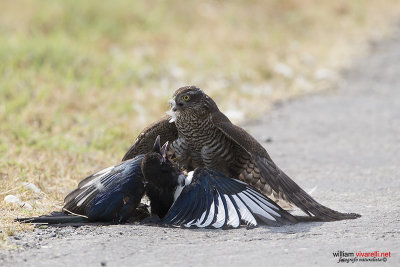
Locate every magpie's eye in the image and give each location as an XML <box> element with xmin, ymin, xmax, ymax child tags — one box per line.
<box><xmin>182</xmin><ymin>95</ymin><xmax>190</xmax><ymax>101</ymax></box>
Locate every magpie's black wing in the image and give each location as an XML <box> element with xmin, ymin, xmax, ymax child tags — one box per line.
<box><xmin>162</xmin><ymin>168</ymin><xmax>297</xmax><ymax>228</ymax></box>
<box><xmin>63</xmin><ymin>155</ymin><xmax>146</xmax><ymax>222</ymax></box>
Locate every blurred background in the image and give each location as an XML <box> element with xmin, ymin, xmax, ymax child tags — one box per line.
<box><xmin>1</xmin><ymin>0</ymin><xmax>400</xmax><ymax>244</ymax></box>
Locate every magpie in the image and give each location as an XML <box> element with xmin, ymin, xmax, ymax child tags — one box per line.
<box><xmin>16</xmin><ymin>137</ymin><xmax>298</xmax><ymax>228</ymax></box>
<box><xmin>15</xmin><ymin>138</ymin><xmax>167</xmax><ymax>225</ymax></box>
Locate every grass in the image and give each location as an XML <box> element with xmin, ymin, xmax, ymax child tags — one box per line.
<box><xmin>1</xmin><ymin>0</ymin><xmax>400</xmax><ymax>249</ymax></box>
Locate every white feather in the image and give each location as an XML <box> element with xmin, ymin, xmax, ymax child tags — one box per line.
<box><xmin>212</xmin><ymin>193</ymin><xmax>226</xmax><ymax>228</ymax></box>
<box><xmin>238</xmin><ymin>192</ymin><xmax>277</xmax><ymax>221</ymax></box>
<box><xmin>224</xmin><ymin>194</ymin><xmax>240</xmax><ymax>228</ymax></box>
<box><xmin>183</xmin><ymin>219</ymin><xmax>195</xmax><ymax>227</ymax></box>
<box><xmin>247</xmin><ymin>188</ymin><xmax>280</xmax><ymax>210</ymax></box>
<box><xmin>192</xmin><ymin>210</ymin><xmax>207</xmax><ymax>227</ymax></box>
<box><xmin>231</xmin><ymin>195</ymin><xmax>257</xmax><ymax>227</ymax></box>
<box><xmin>185</xmin><ymin>171</ymin><xmax>194</xmax><ymax>185</ymax></box>
<box><xmin>173</xmin><ymin>174</ymin><xmax>186</xmax><ymax>201</ymax></box>
<box><xmin>166</xmin><ymin>109</ymin><xmax>176</xmax><ymax>123</ymax></box>
<box><xmin>198</xmin><ymin>200</ymin><xmax>215</xmax><ymax>227</ymax></box>
<box><xmin>173</xmin><ymin>172</ymin><xmax>194</xmax><ymax>201</ymax></box>
<box><xmin>75</xmin><ymin>187</ymin><xmax>90</xmax><ymax>200</ymax></box>
<box><xmin>191</xmin><ymin>200</ymin><xmax>215</xmax><ymax>228</ymax></box>
<box><xmin>81</xmin><ymin>166</ymin><xmax>114</xmax><ymax>188</ymax></box>
<box><xmin>76</xmin><ymin>189</ymin><xmax>97</xmax><ymax>207</ymax></box>
<box><xmin>95</xmin><ymin>180</ymin><xmax>104</xmax><ymax>191</ymax></box>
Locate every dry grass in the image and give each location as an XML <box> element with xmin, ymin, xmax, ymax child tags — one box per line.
<box><xmin>1</xmin><ymin>0</ymin><xmax>400</xmax><ymax>248</ymax></box>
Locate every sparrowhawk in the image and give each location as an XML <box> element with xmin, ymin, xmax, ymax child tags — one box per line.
<box><xmin>122</xmin><ymin>86</ymin><xmax>360</xmax><ymax>221</ymax></box>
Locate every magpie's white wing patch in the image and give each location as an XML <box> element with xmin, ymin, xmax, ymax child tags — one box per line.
<box><xmin>162</xmin><ymin>168</ymin><xmax>297</xmax><ymax>228</ymax></box>
<box><xmin>211</xmin><ymin>192</ymin><xmax>226</xmax><ymax>228</ymax></box>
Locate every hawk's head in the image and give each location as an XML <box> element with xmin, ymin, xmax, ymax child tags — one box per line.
<box><xmin>167</xmin><ymin>86</ymin><xmax>217</xmax><ymax>122</ymax></box>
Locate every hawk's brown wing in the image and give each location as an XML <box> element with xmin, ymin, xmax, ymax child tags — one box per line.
<box><xmin>211</xmin><ymin>110</ymin><xmax>360</xmax><ymax>221</ymax></box>
<box><xmin>122</xmin><ymin>115</ymin><xmax>178</xmax><ymax>161</ymax></box>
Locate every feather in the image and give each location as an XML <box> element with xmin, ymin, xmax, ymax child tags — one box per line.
<box><xmin>62</xmin><ymin>155</ymin><xmax>146</xmax><ymax>222</ymax></box>
<box><xmin>122</xmin><ymin>116</ymin><xmax>178</xmax><ymax>161</ymax></box>
<box><xmin>212</xmin><ymin>111</ymin><xmax>360</xmax><ymax>221</ymax></box>
<box><xmin>162</xmin><ymin>168</ymin><xmax>297</xmax><ymax>228</ymax></box>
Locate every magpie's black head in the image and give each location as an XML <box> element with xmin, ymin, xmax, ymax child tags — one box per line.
<box><xmin>141</xmin><ymin>136</ymin><xmax>180</xmax><ymax>190</ymax></box>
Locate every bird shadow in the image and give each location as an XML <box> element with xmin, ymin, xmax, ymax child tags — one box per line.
<box><xmin>264</xmin><ymin>221</ymin><xmax>325</xmax><ymax>234</ymax></box>
<box><xmin>30</xmin><ymin>218</ymin><xmax>325</xmax><ymax>234</ymax></box>
<box><xmin>142</xmin><ymin>219</ymin><xmax>326</xmax><ymax>234</ymax></box>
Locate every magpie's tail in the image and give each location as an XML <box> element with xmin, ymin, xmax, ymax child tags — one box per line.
<box><xmin>15</xmin><ymin>212</ymin><xmax>90</xmax><ymax>225</ymax></box>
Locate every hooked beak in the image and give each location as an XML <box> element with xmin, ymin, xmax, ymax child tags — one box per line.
<box><xmin>168</xmin><ymin>99</ymin><xmax>177</xmax><ymax>112</ymax></box>
<box><xmin>166</xmin><ymin>99</ymin><xmax>178</xmax><ymax>123</ymax></box>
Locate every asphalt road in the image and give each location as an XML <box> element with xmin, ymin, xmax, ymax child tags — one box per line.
<box><xmin>2</xmin><ymin>29</ymin><xmax>400</xmax><ymax>267</ymax></box>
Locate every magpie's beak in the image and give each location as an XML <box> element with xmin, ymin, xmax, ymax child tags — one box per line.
<box><xmin>161</xmin><ymin>141</ymin><xmax>169</xmax><ymax>163</ymax></box>
<box><xmin>152</xmin><ymin>136</ymin><xmax>161</xmax><ymax>154</ymax></box>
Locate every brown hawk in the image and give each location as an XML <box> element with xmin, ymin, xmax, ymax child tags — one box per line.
<box><xmin>123</xmin><ymin>86</ymin><xmax>360</xmax><ymax>221</ymax></box>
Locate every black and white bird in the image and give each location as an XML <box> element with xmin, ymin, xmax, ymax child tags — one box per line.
<box><xmin>122</xmin><ymin>86</ymin><xmax>361</xmax><ymax>221</ymax></box>
<box><xmin>161</xmin><ymin>168</ymin><xmax>297</xmax><ymax>228</ymax></box>
<box><xmin>17</xmin><ymin>137</ymin><xmax>296</xmax><ymax>228</ymax></box>
<box><xmin>16</xmin><ymin>154</ymin><xmax>147</xmax><ymax>225</ymax></box>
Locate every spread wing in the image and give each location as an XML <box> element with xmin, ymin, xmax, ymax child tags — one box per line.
<box><xmin>63</xmin><ymin>155</ymin><xmax>146</xmax><ymax>222</ymax></box>
<box><xmin>162</xmin><ymin>168</ymin><xmax>297</xmax><ymax>228</ymax></box>
<box><xmin>211</xmin><ymin>110</ymin><xmax>360</xmax><ymax>221</ymax></box>
<box><xmin>122</xmin><ymin>116</ymin><xmax>178</xmax><ymax>161</ymax></box>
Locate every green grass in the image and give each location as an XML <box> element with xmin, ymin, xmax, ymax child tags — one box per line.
<box><xmin>1</xmin><ymin>0</ymin><xmax>399</xmax><ymax>248</ymax></box>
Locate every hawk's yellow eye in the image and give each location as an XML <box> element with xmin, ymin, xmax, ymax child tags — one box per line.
<box><xmin>182</xmin><ymin>95</ymin><xmax>190</xmax><ymax>101</ymax></box>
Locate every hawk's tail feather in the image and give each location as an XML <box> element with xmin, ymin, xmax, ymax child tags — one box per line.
<box><xmin>256</xmin><ymin>157</ymin><xmax>361</xmax><ymax>221</ymax></box>
<box><xmin>280</xmin><ymin>173</ymin><xmax>361</xmax><ymax>221</ymax></box>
